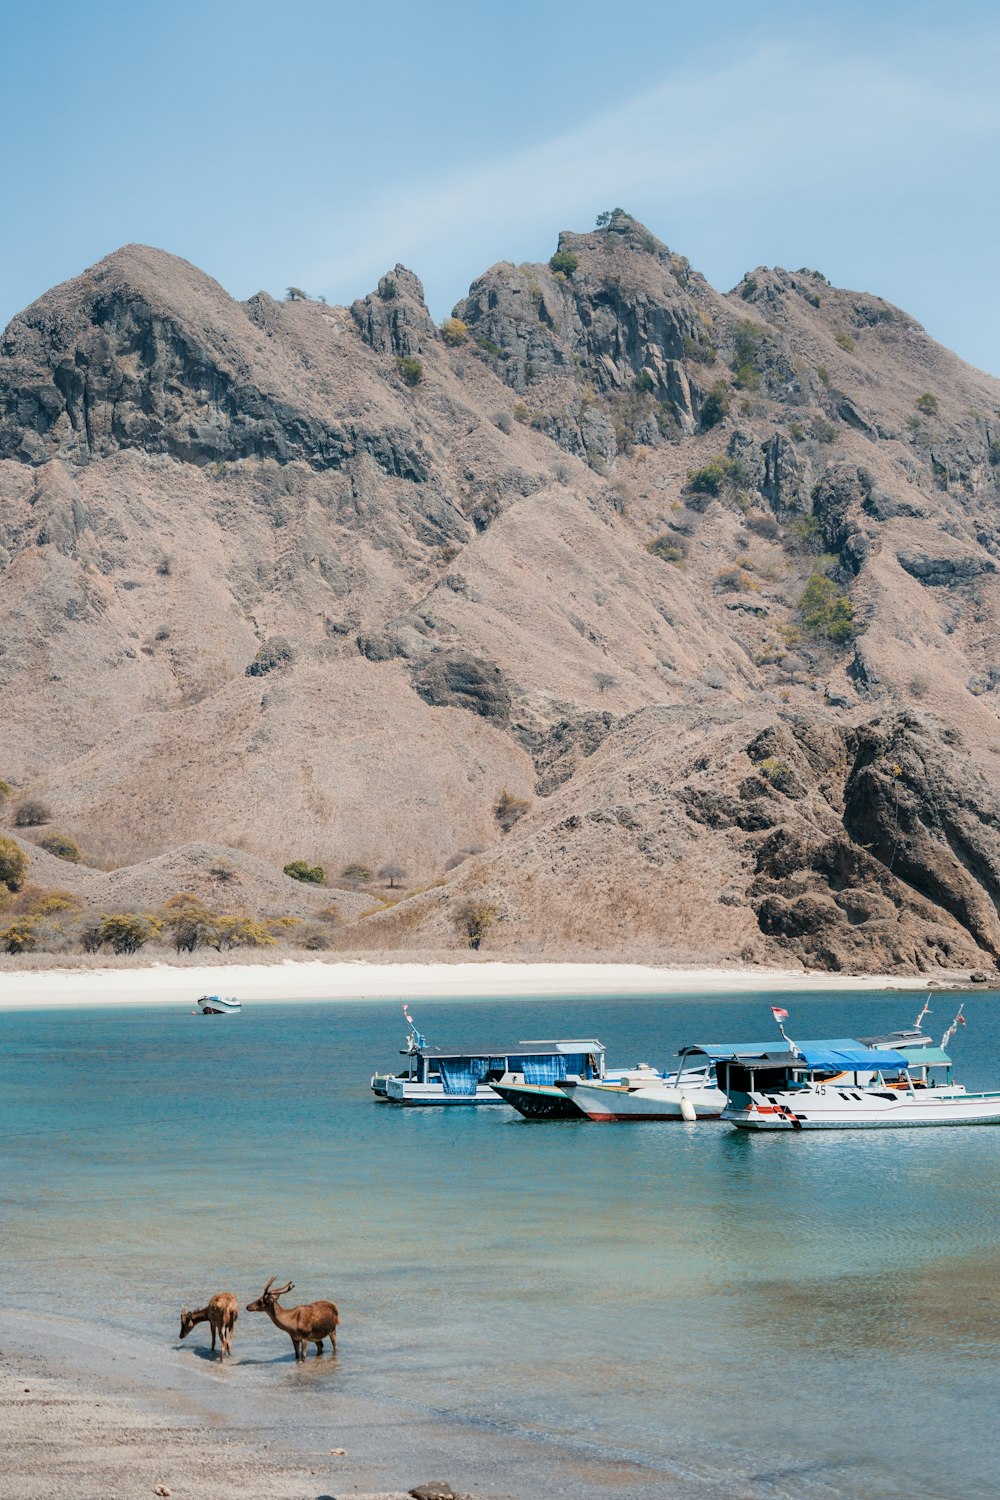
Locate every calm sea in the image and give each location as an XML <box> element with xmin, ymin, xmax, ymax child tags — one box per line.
<box><xmin>2</xmin><ymin>990</ymin><xmax>999</xmax><ymax>1498</ymax></box>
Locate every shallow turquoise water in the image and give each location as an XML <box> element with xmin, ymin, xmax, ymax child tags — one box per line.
<box><xmin>2</xmin><ymin>990</ymin><xmax>999</xmax><ymax>1498</ymax></box>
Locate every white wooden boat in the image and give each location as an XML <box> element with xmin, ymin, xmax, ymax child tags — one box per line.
<box><xmin>491</xmin><ymin>1063</ymin><xmax>652</xmax><ymax>1119</ymax></box>
<box><xmin>558</xmin><ymin>1057</ymin><xmax>726</xmax><ymax>1121</ymax></box>
<box><xmin>374</xmin><ymin>1009</ymin><xmax>608</xmax><ymax>1106</ymax></box>
<box><xmin>717</xmin><ymin>1011</ymin><xmax>1000</xmax><ymax>1129</ymax></box>
<box><xmin>197</xmin><ymin>995</ymin><xmax>241</xmax><ymax>1015</ymax></box>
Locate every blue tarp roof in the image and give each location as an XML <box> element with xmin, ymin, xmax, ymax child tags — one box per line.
<box><xmin>794</xmin><ymin>1040</ymin><xmax>910</xmax><ymax>1070</ymax></box>
<box><xmin>687</xmin><ymin>1038</ymin><xmax>910</xmax><ymax>1070</ymax></box>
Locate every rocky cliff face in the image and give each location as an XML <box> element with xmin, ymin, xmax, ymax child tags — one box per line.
<box><xmin>2</xmin><ymin>217</ymin><xmax>1000</xmax><ymax>974</ymax></box>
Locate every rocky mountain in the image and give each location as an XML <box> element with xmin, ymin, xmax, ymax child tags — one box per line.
<box><xmin>2</xmin><ymin>210</ymin><xmax>1000</xmax><ymax>973</ymax></box>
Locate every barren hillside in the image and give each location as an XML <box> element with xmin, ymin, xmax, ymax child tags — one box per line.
<box><xmin>2</xmin><ymin>211</ymin><xmax>1000</xmax><ymax>972</ymax></box>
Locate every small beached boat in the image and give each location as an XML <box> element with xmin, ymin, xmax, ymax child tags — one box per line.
<box><xmin>197</xmin><ymin>995</ymin><xmax>241</xmax><ymax>1015</ymax></box>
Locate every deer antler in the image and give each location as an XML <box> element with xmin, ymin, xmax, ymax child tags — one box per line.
<box><xmin>273</xmin><ymin>1280</ymin><xmax>294</xmax><ymax>1296</ymax></box>
<box><xmin>262</xmin><ymin>1275</ymin><xmax>276</xmax><ymax>1294</ymax></box>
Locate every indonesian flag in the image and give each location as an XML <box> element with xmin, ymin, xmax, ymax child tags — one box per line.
<box><xmin>771</xmin><ymin>1007</ymin><xmax>789</xmax><ymax>1022</ymax></box>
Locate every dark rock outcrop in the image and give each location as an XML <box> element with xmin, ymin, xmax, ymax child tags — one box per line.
<box><xmin>351</xmin><ymin>265</ymin><xmax>438</xmax><ymax>357</ymax></box>
<box><xmin>411</xmin><ymin>652</ymin><xmax>512</xmax><ymax>724</ymax></box>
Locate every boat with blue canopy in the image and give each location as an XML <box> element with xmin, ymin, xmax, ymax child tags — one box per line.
<box><xmin>714</xmin><ymin>1007</ymin><xmax>1000</xmax><ymax>1129</ymax></box>
<box><xmin>373</xmin><ymin>1008</ymin><xmax>607</xmax><ymax>1105</ymax></box>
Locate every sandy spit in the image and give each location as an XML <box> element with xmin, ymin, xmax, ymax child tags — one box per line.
<box><xmin>0</xmin><ymin>958</ymin><xmax>965</xmax><ymax>1009</ymax></box>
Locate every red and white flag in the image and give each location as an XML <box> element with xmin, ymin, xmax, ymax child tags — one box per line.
<box><xmin>771</xmin><ymin>1007</ymin><xmax>789</xmax><ymax>1022</ymax></box>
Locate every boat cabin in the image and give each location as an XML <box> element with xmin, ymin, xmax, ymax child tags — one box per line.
<box><xmin>690</xmin><ymin>1038</ymin><xmax>911</xmax><ymax>1109</ymax></box>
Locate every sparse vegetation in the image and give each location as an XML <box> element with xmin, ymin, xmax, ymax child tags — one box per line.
<box><xmin>283</xmin><ymin>860</ymin><xmax>325</xmax><ymax>884</ymax></box>
<box><xmin>699</xmin><ymin>380</ymin><xmax>731</xmax><ymax>429</ymax></box>
<box><xmin>647</xmin><ymin>535</ymin><xmax>687</xmax><ymax>564</ymax></box>
<box><xmin>1</xmin><ymin>918</ymin><xmax>37</xmax><ymax>953</ymax></box>
<box><xmin>549</xmin><ymin>250</ymin><xmax>579</xmax><ymax>277</ymax></box>
<box><xmin>731</xmin><ymin>320</ymin><xmax>766</xmax><ymax>390</ymax></box>
<box><xmin>495</xmin><ymin>789</ymin><xmax>531</xmax><ymax>832</ymax></box>
<box><xmin>685</xmin><ymin>456</ymin><xmax>749</xmax><ymax>497</ymax></box>
<box><xmin>513</xmin><ymin>402</ymin><xmax>530</xmax><ymax>423</ymax></box>
<box><xmin>13</xmin><ymin>799</ymin><xmax>50</xmax><ymax>828</ymax></box>
<box><xmin>285</xmin><ymin>287</ymin><xmax>308</xmax><ymax>301</ymax></box>
<box><xmin>835</xmin><ymin>331</ymin><xmax>855</xmax><ymax>352</ymax></box>
<box><xmin>815</xmin><ymin>366</ymin><xmax>831</xmax><ymax>387</ymax></box>
<box><xmin>493</xmin><ymin>410</ymin><xmax>512</xmax><ymax>434</ymax></box>
<box><xmin>811</xmin><ymin>415</ymin><xmax>838</xmax><ymax>444</ymax></box>
<box><xmin>441</xmin><ymin>316</ymin><xmax>468</xmax><ymax>345</ymax></box>
<box><xmin>798</xmin><ymin>572</ymin><xmax>855</xmax><ymax>643</ymax></box>
<box><xmin>0</xmin><ymin>834</ymin><xmax>28</xmax><ymax>888</ymax></box>
<box><xmin>454</xmin><ymin>899</ymin><xmax>498</xmax><ymax>951</ymax></box>
<box><xmin>342</xmin><ymin>863</ymin><xmax>375</xmax><ymax>888</ymax></box>
<box><xmin>162</xmin><ymin>894</ymin><xmax>217</xmax><ymax>953</ymax></box>
<box><xmin>98</xmin><ymin>913</ymin><xmax>151</xmax><ymax>955</ymax></box>
<box><xmin>595</xmin><ymin>671</ymin><xmax>617</xmax><ymax>694</ymax></box>
<box><xmin>759</xmin><ymin>756</ymin><xmax>791</xmax><ymax>788</ymax></box>
<box><xmin>396</xmin><ymin>356</ymin><xmax>424</xmax><ymax>386</ymax></box>
<box><xmin>0</xmin><ymin>779</ymin><xmax>9</xmax><ymax>806</ymax></box>
<box><xmin>379</xmin><ymin>278</ymin><xmax>398</xmax><ymax>300</ymax></box>
<box><xmin>715</xmin><ymin>566</ymin><xmax>757</xmax><ymax>593</ymax></box>
<box><xmin>916</xmin><ymin>392</ymin><xmax>939</xmax><ymax>415</ymax></box>
<box><xmin>378</xmin><ymin>863</ymin><xmax>407</xmax><ymax>889</ymax></box>
<box><xmin>39</xmin><ymin>834</ymin><xmax>81</xmax><ymax>863</ymax></box>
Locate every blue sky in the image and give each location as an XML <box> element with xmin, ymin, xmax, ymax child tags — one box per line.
<box><xmin>3</xmin><ymin>0</ymin><xmax>999</xmax><ymax>374</ymax></box>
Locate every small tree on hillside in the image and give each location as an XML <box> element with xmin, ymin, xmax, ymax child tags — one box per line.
<box><xmin>99</xmin><ymin>913</ymin><xmax>150</xmax><ymax>955</ymax></box>
<box><xmin>454</xmin><ymin>900</ymin><xmax>498</xmax><ymax>951</ymax></box>
<box><xmin>14</xmin><ymin>799</ymin><xmax>50</xmax><ymax>827</ymax></box>
<box><xmin>342</xmin><ymin>863</ymin><xmax>375</xmax><ymax>888</ymax></box>
<box><xmin>283</xmin><ymin>861</ymin><xmax>325</xmax><ymax>884</ymax></box>
<box><xmin>378</xmin><ymin>863</ymin><xmax>407</xmax><ymax>889</ymax></box>
<box><xmin>0</xmin><ymin>835</ymin><xmax>28</xmax><ymax>892</ymax></box>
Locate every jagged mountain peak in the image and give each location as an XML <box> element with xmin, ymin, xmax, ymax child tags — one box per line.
<box><xmin>3</xmin><ymin>221</ymin><xmax>1000</xmax><ymax>975</ymax></box>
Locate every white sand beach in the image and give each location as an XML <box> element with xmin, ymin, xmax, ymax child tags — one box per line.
<box><xmin>0</xmin><ymin>956</ymin><xmax>975</xmax><ymax>1009</ymax></box>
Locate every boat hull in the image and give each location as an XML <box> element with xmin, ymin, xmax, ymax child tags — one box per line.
<box><xmin>383</xmin><ymin>1079</ymin><xmax>508</xmax><ymax>1105</ymax></box>
<box><xmin>198</xmin><ymin>996</ymin><xmax>241</xmax><ymax>1015</ymax></box>
<box><xmin>566</xmin><ymin>1080</ymin><xmax>726</xmax><ymax>1121</ymax></box>
<box><xmin>727</xmin><ymin>1089</ymin><xmax>1000</xmax><ymax>1129</ymax></box>
<box><xmin>490</xmin><ymin>1082</ymin><xmax>586</xmax><ymax>1119</ymax></box>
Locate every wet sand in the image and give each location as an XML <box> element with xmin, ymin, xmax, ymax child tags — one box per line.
<box><xmin>0</xmin><ymin>1310</ymin><xmax>691</xmax><ymax>1500</ymax></box>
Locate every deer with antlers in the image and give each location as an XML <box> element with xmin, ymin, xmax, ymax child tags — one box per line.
<box><xmin>246</xmin><ymin>1276</ymin><xmax>340</xmax><ymax>1360</ymax></box>
<box><xmin>179</xmin><ymin>1291</ymin><xmax>239</xmax><ymax>1357</ymax></box>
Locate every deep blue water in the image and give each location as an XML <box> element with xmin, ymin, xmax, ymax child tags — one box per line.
<box><xmin>2</xmin><ymin>990</ymin><xmax>999</xmax><ymax>1498</ymax></box>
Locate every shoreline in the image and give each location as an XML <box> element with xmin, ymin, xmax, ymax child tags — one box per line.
<box><xmin>0</xmin><ymin>957</ymin><xmax>980</xmax><ymax>1009</ymax></box>
<box><xmin>0</xmin><ymin>1309</ymin><xmax>686</xmax><ymax>1500</ymax></box>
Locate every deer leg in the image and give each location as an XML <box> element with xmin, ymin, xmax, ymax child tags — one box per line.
<box><xmin>314</xmin><ymin>1339</ymin><xmax>324</xmax><ymax>1354</ymax></box>
<box><xmin>210</xmin><ymin>1324</ymin><xmax>217</xmax><ymax>1351</ymax></box>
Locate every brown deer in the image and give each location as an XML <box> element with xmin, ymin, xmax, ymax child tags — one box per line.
<box><xmin>246</xmin><ymin>1276</ymin><xmax>339</xmax><ymax>1360</ymax></box>
<box><xmin>179</xmin><ymin>1291</ymin><xmax>239</xmax><ymax>1357</ymax></box>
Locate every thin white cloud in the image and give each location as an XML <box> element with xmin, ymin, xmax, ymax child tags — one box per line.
<box><xmin>308</xmin><ymin>35</ymin><xmax>1000</xmax><ymax>301</ymax></box>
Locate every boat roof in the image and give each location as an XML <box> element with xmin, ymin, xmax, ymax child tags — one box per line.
<box><xmin>859</xmin><ymin>1028</ymin><xmax>933</xmax><ymax>1049</ymax></box>
<box><xmin>897</xmin><ymin>1044</ymin><xmax>952</xmax><ymax>1066</ymax></box>
<box><xmin>412</xmin><ymin>1039</ymin><xmax>604</xmax><ymax>1060</ymax></box>
<box><xmin>690</xmin><ymin>1038</ymin><xmax>910</xmax><ymax>1070</ymax></box>
<box><xmin>681</xmin><ymin>1042</ymin><xmax>777</xmax><ymax>1059</ymax></box>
